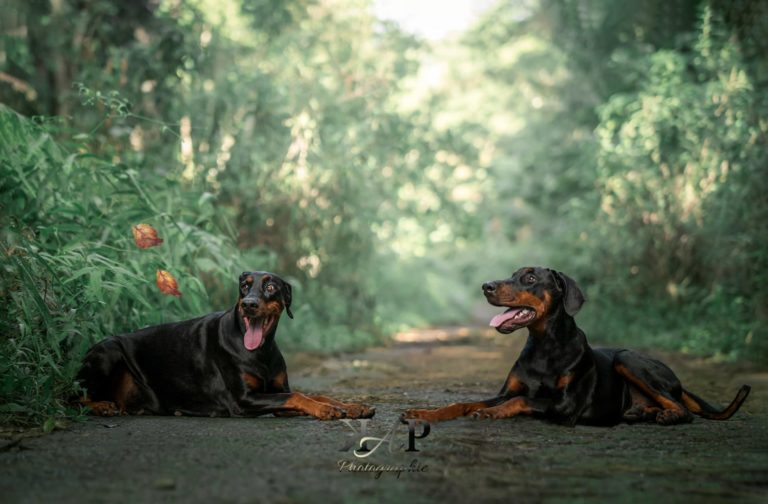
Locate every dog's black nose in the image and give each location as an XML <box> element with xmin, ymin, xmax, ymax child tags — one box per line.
<box><xmin>242</xmin><ymin>298</ymin><xmax>259</xmax><ymax>309</ymax></box>
<box><xmin>482</xmin><ymin>281</ymin><xmax>497</xmax><ymax>294</ymax></box>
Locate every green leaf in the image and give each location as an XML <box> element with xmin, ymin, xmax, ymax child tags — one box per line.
<box><xmin>0</xmin><ymin>403</ymin><xmax>29</xmax><ymax>413</ymax></box>
<box><xmin>43</xmin><ymin>417</ymin><xmax>56</xmax><ymax>433</ymax></box>
<box><xmin>195</xmin><ymin>257</ymin><xmax>218</xmax><ymax>272</ymax></box>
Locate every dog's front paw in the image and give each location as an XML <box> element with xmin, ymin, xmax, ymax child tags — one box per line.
<box><xmin>313</xmin><ymin>403</ymin><xmax>347</xmax><ymax>421</ymax></box>
<box><xmin>343</xmin><ymin>403</ymin><xmax>376</xmax><ymax>419</ymax></box>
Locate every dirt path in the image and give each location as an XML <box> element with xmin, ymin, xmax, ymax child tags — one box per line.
<box><xmin>2</xmin><ymin>327</ymin><xmax>767</xmax><ymax>503</ymax></box>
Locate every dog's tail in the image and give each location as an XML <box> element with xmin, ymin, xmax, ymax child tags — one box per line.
<box><xmin>681</xmin><ymin>385</ymin><xmax>751</xmax><ymax>420</ymax></box>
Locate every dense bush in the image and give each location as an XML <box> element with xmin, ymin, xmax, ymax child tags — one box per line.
<box><xmin>588</xmin><ymin>7</ymin><xmax>768</xmax><ymax>357</ymax></box>
<box><xmin>461</xmin><ymin>1</ymin><xmax>767</xmax><ymax>360</ymax></box>
<box><xmin>0</xmin><ymin>105</ymin><xmax>251</xmax><ymax>426</ymax></box>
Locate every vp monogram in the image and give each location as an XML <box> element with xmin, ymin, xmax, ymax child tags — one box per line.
<box><xmin>339</xmin><ymin>418</ymin><xmax>431</xmax><ymax>458</ymax></box>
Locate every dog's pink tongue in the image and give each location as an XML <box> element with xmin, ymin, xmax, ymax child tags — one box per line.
<box><xmin>490</xmin><ymin>309</ymin><xmax>523</xmax><ymax>328</ymax></box>
<box><xmin>244</xmin><ymin>318</ymin><xmax>263</xmax><ymax>350</ymax></box>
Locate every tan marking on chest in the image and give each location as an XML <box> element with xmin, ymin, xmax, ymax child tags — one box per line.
<box><xmin>271</xmin><ymin>371</ymin><xmax>287</xmax><ymax>390</ymax></box>
<box><xmin>556</xmin><ymin>373</ymin><xmax>574</xmax><ymax>389</ymax></box>
<box><xmin>242</xmin><ymin>373</ymin><xmax>263</xmax><ymax>391</ymax></box>
<box><xmin>505</xmin><ymin>374</ymin><xmax>525</xmax><ymax>393</ymax></box>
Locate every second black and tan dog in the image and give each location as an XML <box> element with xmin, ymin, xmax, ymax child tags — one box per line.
<box><xmin>403</xmin><ymin>267</ymin><xmax>750</xmax><ymax>425</ymax></box>
<box><xmin>77</xmin><ymin>271</ymin><xmax>375</xmax><ymax>420</ymax></box>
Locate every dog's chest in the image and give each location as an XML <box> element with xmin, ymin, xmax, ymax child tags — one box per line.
<box><xmin>519</xmin><ymin>361</ymin><xmax>568</xmax><ymax>397</ymax></box>
<box><xmin>241</xmin><ymin>372</ymin><xmax>265</xmax><ymax>392</ymax></box>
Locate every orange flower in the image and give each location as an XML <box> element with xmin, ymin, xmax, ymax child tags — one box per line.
<box><xmin>132</xmin><ymin>224</ymin><xmax>164</xmax><ymax>249</ymax></box>
<box><xmin>156</xmin><ymin>269</ymin><xmax>182</xmax><ymax>297</ymax></box>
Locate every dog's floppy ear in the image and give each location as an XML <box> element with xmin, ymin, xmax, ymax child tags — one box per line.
<box><xmin>551</xmin><ymin>270</ymin><xmax>585</xmax><ymax>317</ymax></box>
<box><xmin>282</xmin><ymin>281</ymin><xmax>294</xmax><ymax>319</ymax></box>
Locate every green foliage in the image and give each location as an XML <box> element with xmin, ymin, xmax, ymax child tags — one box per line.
<box><xmin>460</xmin><ymin>1</ymin><xmax>768</xmax><ymax>361</ymax></box>
<box><xmin>587</xmin><ymin>6</ymin><xmax>768</xmax><ymax>359</ymax></box>
<box><xmin>190</xmin><ymin>3</ymin><xmax>483</xmax><ymax>349</ymax></box>
<box><xmin>0</xmin><ymin>105</ymin><xmax>250</xmax><ymax>425</ymax></box>
<box><xmin>0</xmin><ymin>0</ymin><xmax>484</xmax><ymax>424</ymax></box>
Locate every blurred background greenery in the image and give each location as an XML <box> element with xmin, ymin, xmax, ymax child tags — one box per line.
<box><xmin>1</xmin><ymin>0</ymin><xmax>766</xmax><ymax>425</ymax></box>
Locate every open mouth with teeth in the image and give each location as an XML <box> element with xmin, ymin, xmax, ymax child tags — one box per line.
<box><xmin>489</xmin><ymin>307</ymin><xmax>537</xmax><ymax>333</ymax></box>
<box><xmin>242</xmin><ymin>316</ymin><xmax>276</xmax><ymax>350</ymax></box>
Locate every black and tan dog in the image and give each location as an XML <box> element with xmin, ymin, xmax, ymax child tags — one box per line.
<box><xmin>77</xmin><ymin>271</ymin><xmax>374</xmax><ymax>420</ymax></box>
<box><xmin>403</xmin><ymin>267</ymin><xmax>750</xmax><ymax>425</ymax></box>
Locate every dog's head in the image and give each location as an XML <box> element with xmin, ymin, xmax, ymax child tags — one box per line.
<box><xmin>482</xmin><ymin>267</ymin><xmax>585</xmax><ymax>334</ymax></box>
<box><xmin>237</xmin><ymin>271</ymin><xmax>293</xmax><ymax>350</ymax></box>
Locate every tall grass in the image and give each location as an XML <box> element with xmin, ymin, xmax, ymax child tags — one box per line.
<box><xmin>0</xmin><ymin>105</ymin><xmax>255</xmax><ymax>426</ymax></box>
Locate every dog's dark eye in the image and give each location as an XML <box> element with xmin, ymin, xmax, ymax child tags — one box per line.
<box><xmin>525</xmin><ymin>274</ymin><xmax>537</xmax><ymax>285</ymax></box>
<box><xmin>265</xmin><ymin>284</ymin><xmax>276</xmax><ymax>294</ymax></box>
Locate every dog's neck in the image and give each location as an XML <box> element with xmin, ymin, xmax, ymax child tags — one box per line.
<box><xmin>523</xmin><ymin>305</ymin><xmax>589</xmax><ymax>361</ymax></box>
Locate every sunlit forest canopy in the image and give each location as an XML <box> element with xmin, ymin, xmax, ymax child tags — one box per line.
<box><xmin>1</xmin><ymin>0</ymin><xmax>766</xmax><ymax>424</ymax></box>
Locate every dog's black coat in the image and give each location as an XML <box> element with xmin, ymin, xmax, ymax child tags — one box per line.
<box><xmin>76</xmin><ymin>271</ymin><xmax>365</xmax><ymax>419</ymax></box>
<box><xmin>404</xmin><ymin>267</ymin><xmax>751</xmax><ymax>425</ymax></box>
